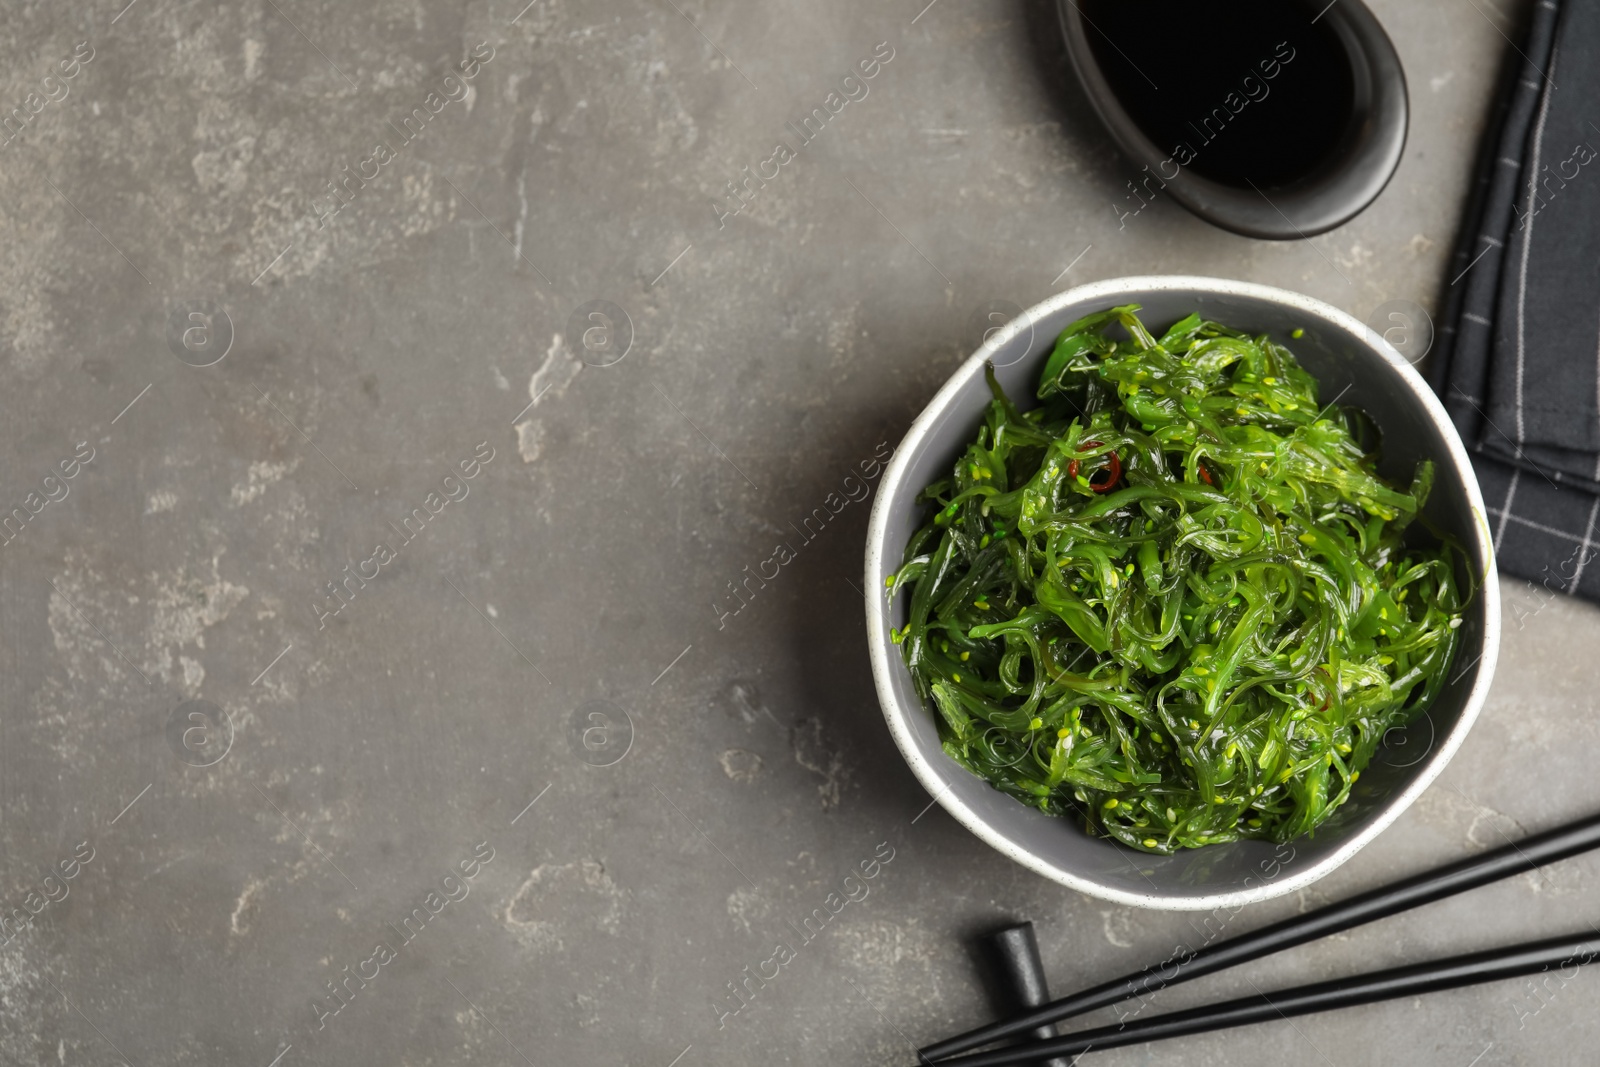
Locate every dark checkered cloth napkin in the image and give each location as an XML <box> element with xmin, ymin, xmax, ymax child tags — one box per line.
<box><xmin>1427</xmin><ymin>0</ymin><xmax>1600</xmax><ymax>599</ymax></box>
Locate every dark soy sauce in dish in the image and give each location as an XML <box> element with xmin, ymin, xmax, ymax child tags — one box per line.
<box><xmin>1078</xmin><ymin>0</ymin><xmax>1356</xmax><ymax>188</ymax></box>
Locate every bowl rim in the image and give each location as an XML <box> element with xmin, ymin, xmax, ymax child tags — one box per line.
<box><xmin>863</xmin><ymin>274</ymin><xmax>1501</xmax><ymax>910</ymax></box>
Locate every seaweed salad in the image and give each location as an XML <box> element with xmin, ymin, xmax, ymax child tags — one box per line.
<box><xmin>886</xmin><ymin>306</ymin><xmax>1464</xmax><ymax>853</ymax></box>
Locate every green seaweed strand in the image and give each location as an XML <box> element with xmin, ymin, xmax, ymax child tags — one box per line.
<box><xmin>888</xmin><ymin>306</ymin><xmax>1465</xmax><ymax>853</ymax></box>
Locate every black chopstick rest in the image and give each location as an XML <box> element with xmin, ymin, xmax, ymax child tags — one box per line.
<box><xmin>985</xmin><ymin>924</ymin><xmax>1070</xmax><ymax>1067</ymax></box>
<box><xmin>931</xmin><ymin>932</ymin><xmax>1600</xmax><ymax>1067</ymax></box>
<box><xmin>923</xmin><ymin>809</ymin><xmax>1600</xmax><ymax>1061</ymax></box>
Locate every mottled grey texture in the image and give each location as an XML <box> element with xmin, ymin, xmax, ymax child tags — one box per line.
<box><xmin>0</xmin><ymin>1</ymin><xmax>1593</xmax><ymax>1065</ymax></box>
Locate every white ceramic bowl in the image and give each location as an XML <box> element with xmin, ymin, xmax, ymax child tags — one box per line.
<box><xmin>864</xmin><ymin>276</ymin><xmax>1499</xmax><ymax>910</ymax></box>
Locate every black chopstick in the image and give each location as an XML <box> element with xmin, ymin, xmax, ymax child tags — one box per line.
<box><xmin>926</xmin><ymin>930</ymin><xmax>1600</xmax><ymax>1067</ymax></box>
<box><xmin>922</xmin><ymin>810</ymin><xmax>1600</xmax><ymax>1061</ymax></box>
<box><xmin>986</xmin><ymin>924</ymin><xmax>1072</xmax><ymax>1067</ymax></box>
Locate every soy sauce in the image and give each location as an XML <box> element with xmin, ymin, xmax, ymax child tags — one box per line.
<box><xmin>1079</xmin><ymin>0</ymin><xmax>1356</xmax><ymax>188</ymax></box>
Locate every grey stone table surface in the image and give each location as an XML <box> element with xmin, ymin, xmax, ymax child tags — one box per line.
<box><xmin>1</xmin><ymin>1</ymin><xmax>1596</xmax><ymax>1065</ymax></box>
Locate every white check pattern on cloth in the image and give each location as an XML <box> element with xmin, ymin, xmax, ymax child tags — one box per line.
<box><xmin>1426</xmin><ymin>0</ymin><xmax>1600</xmax><ymax>601</ymax></box>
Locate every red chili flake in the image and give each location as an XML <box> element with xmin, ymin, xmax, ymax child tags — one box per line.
<box><xmin>1090</xmin><ymin>452</ymin><xmax>1122</xmax><ymax>492</ymax></box>
<box><xmin>1198</xmin><ymin>462</ymin><xmax>1215</xmax><ymax>486</ymax></box>
<box><xmin>1068</xmin><ymin>441</ymin><xmax>1122</xmax><ymax>493</ymax></box>
<box><xmin>1316</xmin><ymin>666</ymin><xmax>1335</xmax><ymax>710</ymax></box>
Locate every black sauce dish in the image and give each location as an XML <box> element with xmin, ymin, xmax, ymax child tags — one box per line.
<box><xmin>1059</xmin><ymin>0</ymin><xmax>1409</xmax><ymax>238</ymax></box>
